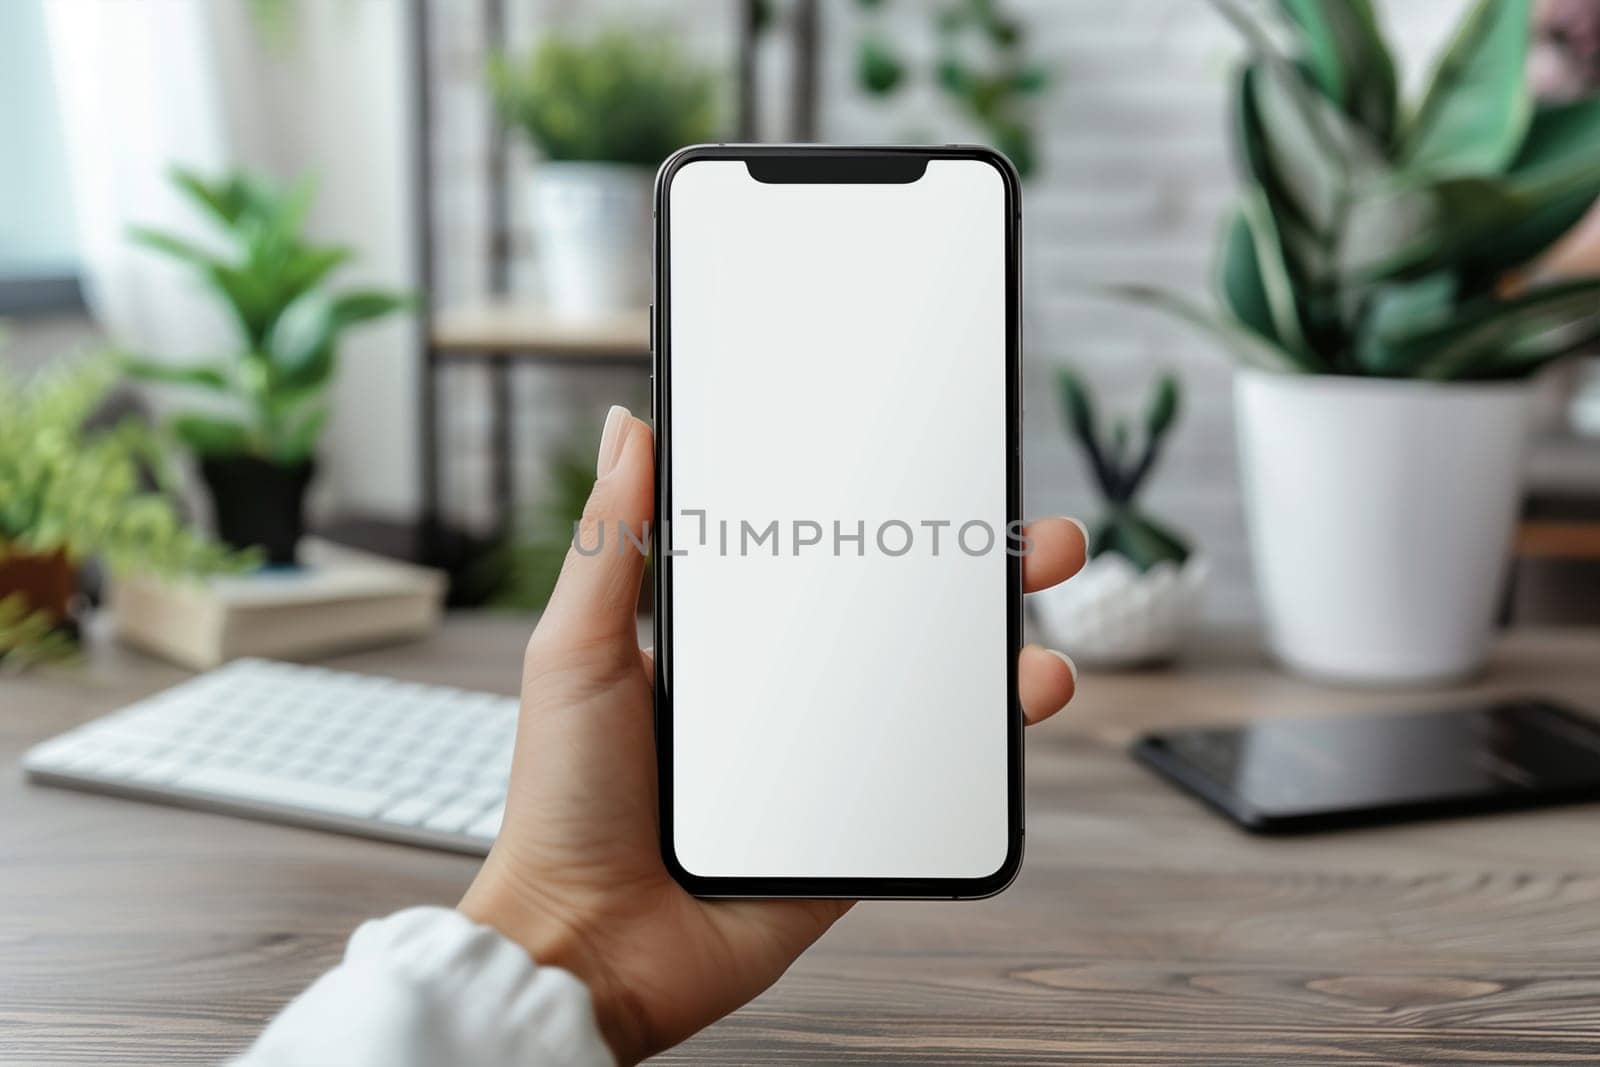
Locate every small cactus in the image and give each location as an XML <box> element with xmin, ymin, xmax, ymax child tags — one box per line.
<box><xmin>1056</xmin><ymin>367</ymin><xmax>1191</xmax><ymax>572</ymax></box>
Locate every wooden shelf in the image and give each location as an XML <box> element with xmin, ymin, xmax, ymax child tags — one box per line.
<box><xmin>1517</xmin><ymin>520</ymin><xmax>1600</xmax><ymax>560</ymax></box>
<box><xmin>1521</xmin><ymin>433</ymin><xmax>1600</xmax><ymax>560</ymax></box>
<box><xmin>430</xmin><ymin>300</ymin><xmax>649</xmax><ymax>362</ymax></box>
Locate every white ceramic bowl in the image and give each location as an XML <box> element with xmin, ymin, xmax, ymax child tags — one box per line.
<box><xmin>1029</xmin><ymin>552</ymin><xmax>1207</xmax><ymax>668</ymax></box>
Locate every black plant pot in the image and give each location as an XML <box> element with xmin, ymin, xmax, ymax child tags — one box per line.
<box><xmin>200</xmin><ymin>455</ymin><xmax>315</xmax><ymax>566</ymax></box>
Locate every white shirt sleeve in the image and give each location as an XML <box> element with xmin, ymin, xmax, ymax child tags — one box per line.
<box><xmin>233</xmin><ymin>907</ymin><xmax>616</xmax><ymax>1067</ymax></box>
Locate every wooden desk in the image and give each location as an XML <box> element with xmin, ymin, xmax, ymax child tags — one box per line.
<box><xmin>5</xmin><ymin>620</ymin><xmax>1600</xmax><ymax>1064</ymax></box>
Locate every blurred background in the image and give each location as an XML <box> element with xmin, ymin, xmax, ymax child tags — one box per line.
<box><xmin>4</xmin><ymin>0</ymin><xmax>1599</xmax><ymax>676</ymax></box>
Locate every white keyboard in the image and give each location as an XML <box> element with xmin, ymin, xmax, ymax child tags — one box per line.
<box><xmin>22</xmin><ymin>659</ymin><xmax>518</xmax><ymax>855</ymax></box>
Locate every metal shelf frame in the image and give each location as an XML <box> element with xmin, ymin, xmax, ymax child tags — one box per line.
<box><xmin>406</xmin><ymin>0</ymin><xmax>815</xmax><ymax>548</ymax></box>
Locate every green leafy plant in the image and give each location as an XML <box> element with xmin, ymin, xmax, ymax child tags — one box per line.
<box><xmin>1057</xmin><ymin>367</ymin><xmax>1190</xmax><ymax>572</ymax></box>
<box><xmin>1119</xmin><ymin>0</ymin><xmax>1600</xmax><ymax>380</ymax></box>
<box><xmin>854</xmin><ymin>0</ymin><xmax>1048</xmax><ymax>176</ymax></box>
<box><xmin>0</xmin><ymin>593</ymin><xmax>79</xmax><ymax>671</ymax></box>
<box><xmin>0</xmin><ymin>355</ymin><xmax>249</xmax><ymax>666</ymax></box>
<box><xmin>124</xmin><ymin>168</ymin><xmax>410</xmax><ymax>465</ymax></box>
<box><xmin>489</xmin><ymin>30</ymin><xmax>719</xmax><ymax>167</ymax></box>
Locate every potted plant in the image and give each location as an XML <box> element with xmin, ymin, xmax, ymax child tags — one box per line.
<box><xmin>0</xmin><ymin>355</ymin><xmax>243</xmax><ymax>668</ymax></box>
<box><xmin>125</xmin><ymin>168</ymin><xmax>410</xmax><ymax>565</ymax></box>
<box><xmin>1030</xmin><ymin>368</ymin><xmax>1206</xmax><ymax>667</ymax></box>
<box><xmin>1121</xmin><ymin>0</ymin><xmax>1600</xmax><ymax>684</ymax></box>
<box><xmin>489</xmin><ymin>29</ymin><xmax>718</xmax><ymax>316</ymax></box>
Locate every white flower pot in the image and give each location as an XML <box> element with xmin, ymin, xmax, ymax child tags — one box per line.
<box><xmin>528</xmin><ymin>162</ymin><xmax>652</xmax><ymax>317</ymax></box>
<box><xmin>1234</xmin><ymin>368</ymin><xmax>1535</xmax><ymax>686</ymax></box>
<box><xmin>1031</xmin><ymin>553</ymin><xmax>1208</xmax><ymax>668</ymax></box>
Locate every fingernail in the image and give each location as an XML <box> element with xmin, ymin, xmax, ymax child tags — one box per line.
<box><xmin>1046</xmin><ymin>648</ymin><xmax>1078</xmax><ymax>687</ymax></box>
<box><xmin>1065</xmin><ymin>517</ymin><xmax>1089</xmax><ymax>547</ymax></box>
<box><xmin>597</xmin><ymin>405</ymin><xmax>631</xmax><ymax>477</ymax></box>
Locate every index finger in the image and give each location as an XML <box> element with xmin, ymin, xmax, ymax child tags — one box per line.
<box><xmin>1022</xmin><ymin>517</ymin><xmax>1088</xmax><ymax>593</ymax></box>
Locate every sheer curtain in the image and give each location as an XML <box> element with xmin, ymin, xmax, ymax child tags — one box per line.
<box><xmin>44</xmin><ymin>0</ymin><xmax>236</xmax><ymax>361</ymax></box>
<box><xmin>43</xmin><ymin>0</ymin><xmax>420</xmax><ymax>520</ymax></box>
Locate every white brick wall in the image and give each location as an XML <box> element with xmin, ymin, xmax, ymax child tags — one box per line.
<box><xmin>850</xmin><ymin>1</ymin><xmax>1256</xmax><ymax>619</ymax></box>
<box><xmin>426</xmin><ymin>0</ymin><xmax>1466</xmax><ymax>620</ymax></box>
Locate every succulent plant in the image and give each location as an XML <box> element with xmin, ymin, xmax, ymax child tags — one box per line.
<box><xmin>1120</xmin><ymin>0</ymin><xmax>1600</xmax><ymax>380</ymax></box>
<box><xmin>124</xmin><ymin>168</ymin><xmax>410</xmax><ymax>466</ymax></box>
<box><xmin>1057</xmin><ymin>368</ymin><xmax>1190</xmax><ymax>572</ymax></box>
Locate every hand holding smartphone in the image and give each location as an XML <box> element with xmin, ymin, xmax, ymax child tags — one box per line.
<box><xmin>654</xmin><ymin>146</ymin><xmax>1023</xmax><ymax>898</ymax></box>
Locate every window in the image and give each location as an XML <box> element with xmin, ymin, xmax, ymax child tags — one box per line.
<box><xmin>0</xmin><ymin>0</ymin><xmax>82</xmax><ymax>315</ymax></box>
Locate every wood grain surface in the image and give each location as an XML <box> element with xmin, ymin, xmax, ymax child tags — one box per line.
<box><xmin>4</xmin><ymin>618</ymin><xmax>1600</xmax><ymax>1065</ymax></box>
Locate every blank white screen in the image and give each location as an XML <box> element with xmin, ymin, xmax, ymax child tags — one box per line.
<box><xmin>668</xmin><ymin>158</ymin><xmax>1010</xmax><ymax>880</ymax></box>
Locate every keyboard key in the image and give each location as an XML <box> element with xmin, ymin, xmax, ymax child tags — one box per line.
<box><xmin>62</xmin><ymin>746</ymin><xmax>124</xmax><ymax>773</ymax></box>
<box><xmin>25</xmin><ymin>737</ymin><xmax>90</xmax><ymax>766</ymax></box>
<box><xmin>347</xmin><ymin>769</ymin><xmax>395</xmax><ymax>790</ymax></box>
<box><xmin>128</xmin><ymin>759</ymin><xmax>191</xmax><ymax>785</ymax></box>
<box><xmin>466</xmin><ymin>804</ymin><xmax>505</xmax><ymax>840</ymax></box>
<box><xmin>378</xmin><ymin>797</ymin><xmax>437</xmax><ymax>826</ymax></box>
<box><xmin>96</xmin><ymin>718</ymin><xmax>195</xmax><ymax>746</ymax></box>
<box><xmin>414</xmin><ymin>783</ymin><xmax>464</xmax><ymax>807</ymax></box>
<box><xmin>459</xmin><ymin>784</ymin><xmax>506</xmax><ymax>811</ymax></box>
<box><xmin>100</xmin><ymin>752</ymin><xmax>154</xmax><ymax>779</ymax></box>
<box><xmin>423</xmin><ymin>803</ymin><xmax>485</xmax><ymax>834</ymax></box>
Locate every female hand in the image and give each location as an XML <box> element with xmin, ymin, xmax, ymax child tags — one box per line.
<box><xmin>460</xmin><ymin>406</ymin><xmax>1087</xmax><ymax>1064</ymax></box>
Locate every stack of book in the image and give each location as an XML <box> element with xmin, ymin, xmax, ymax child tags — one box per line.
<box><xmin>111</xmin><ymin>539</ymin><xmax>446</xmax><ymax>669</ymax></box>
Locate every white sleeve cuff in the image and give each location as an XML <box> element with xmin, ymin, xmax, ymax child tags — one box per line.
<box><xmin>235</xmin><ymin>907</ymin><xmax>615</xmax><ymax>1067</ymax></box>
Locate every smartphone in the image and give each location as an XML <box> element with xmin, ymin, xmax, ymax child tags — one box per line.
<box><xmin>1133</xmin><ymin>698</ymin><xmax>1600</xmax><ymax>833</ymax></box>
<box><xmin>652</xmin><ymin>145</ymin><xmax>1022</xmax><ymax>898</ymax></box>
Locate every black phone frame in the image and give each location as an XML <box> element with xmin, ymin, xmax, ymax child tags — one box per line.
<box><xmin>651</xmin><ymin>144</ymin><xmax>1024</xmax><ymax>899</ymax></box>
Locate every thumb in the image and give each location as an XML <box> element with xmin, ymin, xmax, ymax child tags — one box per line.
<box><xmin>540</xmin><ymin>405</ymin><xmax>654</xmax><ymax>647</ymax></box>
